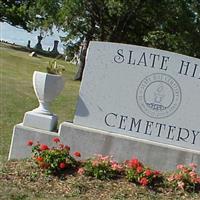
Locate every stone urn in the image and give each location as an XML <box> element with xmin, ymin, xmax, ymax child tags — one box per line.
<box><xmin>23</xmin><ymin>71</ymin><xmax>64</xmax><ymax>131</ymax></box>
<box><xmin>33</xmin><ymin>71</ymin><xmax>64</xmax><ymax>115</ymax></box>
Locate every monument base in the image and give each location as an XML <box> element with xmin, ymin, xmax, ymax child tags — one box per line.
<box><xmin>23</xmin><ymin>111</ymin><xmax>57</xmax><ymax>131</ymax></box>
<box><xmin>9</xmin><ymin>122</ymin><xmax>200</xmax><ymax>172</ymax></box>
<box><xmin>8</xmin><ymin>123</ymin><xmax>58</xmax><ymax>160</ymax></box>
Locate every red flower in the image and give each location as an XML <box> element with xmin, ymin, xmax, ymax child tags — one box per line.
<box><xmin>153</xmin><ymin>170</ymin><xmax>160</xmax><ymax>176</ymax></box>
<box><xmin>37</xmin><ymin>156</ymin><xmax>43</xmax><ymax>162</ymax></box>
<box><xmin>74</xmin><ymin>151</ymin><xmax>81</xmax><ymax>157</ymax></box>
<box><xmin>65</xmin><ymin>145</ymin><xmax>70</xmax><ymax>151</ymax></box>
<box><xmin>27</xmin><ymin>140</ymin><xmax>33</xmax><ymax>146</ymax></box>
<box><xmin>145</xmin><ymin>169</ymin><xmax>152</xmax><ymax>176</ymax></box>
<box><xmin>128</xmin><ymin>158</ymin><xmax>140</xmax><ymax>168</ymax></box>
<box><xmin>139</xmin><ymin>177</ymin><xmax>149</xmax><ymax>186</ymax></box>
<box><xmin>59</xmin><ymin>144</ymin><xmax>64</xmax><ymax>149</ymax></box>
<box><xmin>52</xmin><ymin>137</ymin><xmax>60</xmax><ymax>143</ymax></box>
<box><xmin>136</xmin><ymin>166</ymin><xmax>143</xmax><ymax>173</ymax></box>
<box><xmin>40</xmin><ymin>144</ymin><xmax>49</xmax><ymax>151</ymax></box>
<box><xmin>59</xmin><ymin>162</ymin><xmax>66</xmax><ymax>169</ymax></box>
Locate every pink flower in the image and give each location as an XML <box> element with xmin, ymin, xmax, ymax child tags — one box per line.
<box><xmin>77</xmin><ymin>168</ymin><xmax>85</xmax><ymax>175</ymax></box>
<box><xmin>139</xmin><ymin>177</ymin><xmax>149</xmax><ymax>186</ymax></box>
<box><xmin>182</xmin><ymin>168</ymin><xmax>189</xmax><ymax>173</ymax></box>
<box><xmin>194</xmin><ymin>177</ymin><xmax>200</xmax><ymax>183</ymax></box>
<box><xmin>100</xmin><ymin>155</ymin><xmax>110</xmax><ymax>161</ymax></box>
<box><xmin>52</xmin><ymin>137</ymin><xmax>60</xmax><ymax>143</ymax></box>
<box><xmin>74</xmin><ymin>151</ymin><xmax>81</xmax><ymax>157</ymax></box>
<box><xmin>174</xmin><ymin>174</ymin><xmax>182</xmax><ymax>180</ymax></box>
<box><xmin>167</xmin><ymin>175</ymin><xmax>175</xmax><ymax>182</ymax></box>
<box><xmin>27</xmin><ymin>140</ymin><xmax>33</xmax><ymax>146</ymax></box>
<box><xmin>40</xmin><ymin>144</ymin><xmax>49</xmax><ymax>151</ymax></box>
<box><xmin>191</xmin><ymin>177</ymin><xmax>199</xmax><ymax>184</ymax></box>
<box><xmin>92</xmin><ymin>160</ymin><xmax>99</xmax><ymax>167</ymax></box>
<box><xmin>189</xmin><ymin>171</ymin><xmax>196</xmax><ymax>178</ymax></box>
<box><xmin>111</xmin><ymin>163</ymin><xmax>123</xmax><ymax>172</ymax></box>
<box><xmin>176</xmin><ymin>164</ymin><xmax>184</xmax><ymax>170</ymax></box>
<box><xmin>177</xmin><ymin>181</ymin><xmax>185</xmax><ymax>190</ymax></box>
<box><xmin>189</xmin><ymin>163</ymin><xmax>197</xmax><ymax>169</ymax></box>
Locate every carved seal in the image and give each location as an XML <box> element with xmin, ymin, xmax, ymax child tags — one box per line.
<box><xmin>136</xmin><ymin>73</ymin><xmax>182</xmax><ymax>118</ymax></box>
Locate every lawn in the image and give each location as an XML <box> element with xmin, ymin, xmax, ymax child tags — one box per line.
<box><xmin>0</xmin><ymin>44</ymin><xmax>200</xmax><ymax>200</ymax></box>
<box><xmin>0</xmin><ymin>43</ymin><xmax>80</xmax><ymax>163</ymax></box>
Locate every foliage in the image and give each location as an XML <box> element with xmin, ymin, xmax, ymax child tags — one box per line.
<box><xmin>167</xmin><ymin>163</ymin><xmax>200</xmax><ymax>191</ymax></box>
<box><xmin>125</xmin><ymin>157</ymin><xmax>163</xmax><ymax>187</ymax></box>
<box><xmin>0</xmin><ymin>0</ymin><xmax>33</xmax><ymax>30</ymax></box>
<box><xmin>46</xmin><ymin>60</ymin><xmax>66</xmax><ymax>75</ymax></box>
<box><xmin>28</xmin><ymin>138</ymin><xmax>80</xmax><ymax>175</ymax></box>
<box><xmin>1</xmin><ymin>1</ymin><xmax>200</xmax><ymax>79</ymax></box>
<box><xmin>79</xmin><ymin>154</ymin><xmax>123</xmax><ymax>180</ymax></box>
<box><xmin>27</xmin><ymin>139</ymin><xmax>200</xmax><ymax>191</ymax></box>
<box><xmin>33</xmin><ymin>0</ymin><xmax>200</xmax><ymax>58</ymax></box>
<box><xmin>2</xmin><ymin>1</ymin><xmax>200</xmax><ymax>57</ymax></box>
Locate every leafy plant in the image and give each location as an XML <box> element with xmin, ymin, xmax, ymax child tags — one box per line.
<box><xmin>167</xmin><ymin>163</ymin><xmax>200</xmax><ymax>191</ymax></box>
<box><xmin>125</xmin><ymin>157</ymin><xmax>163</xmax><ymax>187</ymax></box>
<box><xmin>46</xmin><ymin>60</ymin><xmax>66</xmax><ymax>75</ymax></box>
<box><xmin>27</xmin><ymin>138</ymin><xmax>80</xmax><ymax>175</ymax></box>
<box><xmin>80</xmin><ymin>154</ymin><xmax>123</xmax><ymax>180</ymax></box>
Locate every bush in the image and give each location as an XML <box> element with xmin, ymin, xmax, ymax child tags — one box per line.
<box><xmin>27</xmin><ymin>140</ymin><xmax>200</xmax><ymax>193</ymax></box>
<box><xmin>80</xmin><ymin>154</ymin><xmax>123</xmax><ymax>180</ymax></box>
<box><xmin>27</xmin><ymin>138</ymin><xmax>80</xmax><ymax>175</ymax></box>
<box><xmin>125</xmin><ymin>157</ymin><xmax>163</xmax><ymax>187</ymax></box>
<box><xmin>167</xmin><ymin>163</ymin><xmax>200</xmax><ymax>191</ymax></box>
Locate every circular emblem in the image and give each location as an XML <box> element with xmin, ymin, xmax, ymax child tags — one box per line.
<box><xmin>136</xmin><ymin>73</ymin><xmax>181</xmax><ymax>118</ymax></box>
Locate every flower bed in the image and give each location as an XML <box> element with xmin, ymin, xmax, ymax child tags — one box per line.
<box><xmin>27</xmin><ymin>138</ymin><xmax>200</xmax><ymax>192</ymax></box>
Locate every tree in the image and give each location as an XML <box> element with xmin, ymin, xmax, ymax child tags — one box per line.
<box><xmin>0</xmin><ymin>0</ymin><xmax>34</xmax><ymax>31</ymax></box>
<box><xmin>1</xmin><ymin>0</ymin><xmax>200</xmax><ymax>80</ymax></box>
<box><xmin>57</xmin><ymin>0</ymin><xmax>200</xmax><ymax>80</ymax></box>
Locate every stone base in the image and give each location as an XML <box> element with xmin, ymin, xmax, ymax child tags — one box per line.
<box><xmin>9</xmin><ymin>122</ymin><xmax>200</xmax><ymax>172</ymax></box>
<box><xmin>8</xmin><ymin>124</ymin><xmax>58</xmax><ymax>160</ymax></box>
<box><xmin>23</xmin><ymin>111</ymin><xmax>57</xmax><ymax>131</ymax></box>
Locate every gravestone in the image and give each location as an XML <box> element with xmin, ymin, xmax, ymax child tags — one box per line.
<box><xmin>34</xmin><ymin>35</ymin><xmax>43</xmax><ymax>50</ymax></box>
<box><xmin>27</xmin><ymin>40</ymin><xmax>31</xmax><ymax>48</ymax></box>
<box><xmin>50</xmin><ymin>40</ymin><xmax>59</xmax><ymax>55</ymax></box>
<box><xmin>74</xmin><ymin>41</ymin><xmax>200</xmax><ymax>152</ymax></box>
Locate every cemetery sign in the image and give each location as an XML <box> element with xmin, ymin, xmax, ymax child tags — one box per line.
<box><xmin>74</xmin><ymin>41</ymin><xmax>200</xmax><ymax>151</ymax></box>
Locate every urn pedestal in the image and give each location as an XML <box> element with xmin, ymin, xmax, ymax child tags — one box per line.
<box><xmin>23</xmin><ymin>71</ymin><xmax>64</xmax><ymax>131</ymax></box>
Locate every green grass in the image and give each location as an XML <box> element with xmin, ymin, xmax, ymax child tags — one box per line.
<box><xmin>0</xmin><ymin>44</ymin><xmax>80</xmax><ymax>162</ymax></box>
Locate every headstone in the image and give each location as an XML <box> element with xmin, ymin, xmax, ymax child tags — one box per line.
<box><xmin>29</xmin><ymin>51</ymin><xmax>37</xmax><ymax>57</ymax></box>
<box><xmin>27</xmin><ymin>40</ymin><xmax>31</xmax><ymax>48</ymax></box>
<box><xmin>51</xmin><ymin>40</ymin><xmax>59</xmax><ymax>55</ymax></box>
<box><xmin>34</xmin><ymin>35</ymin><xmax>43</xmax><ymax>50</ymax></box>
<box><xmin>74</xmin><ymin>41</ymin><xmax>200</xmax><ymax>152</ymax></box>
